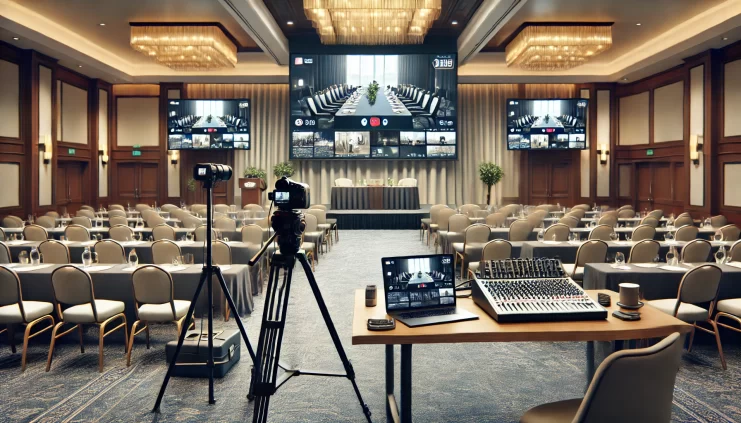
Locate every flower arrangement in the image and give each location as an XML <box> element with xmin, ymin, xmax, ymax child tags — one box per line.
<box><xmin>366</xmin><ymin>81</ymin><xmax>380</xmax><ymax>105</ymax></box>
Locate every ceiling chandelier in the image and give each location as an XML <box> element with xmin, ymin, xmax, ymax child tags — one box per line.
<box><xmin>506</xmin><ymin>25</ymin><xmax>613</xmax><ymax>71</ymax></box>
<box><xmin>130</xmin><ymin>24</ymin><xmax>238</xmax><ymax>71</ymax></box>
<box><xmin>303</xmin><ymin>0</ymin><xmax>442</xmax><ymax>45</ymax></box>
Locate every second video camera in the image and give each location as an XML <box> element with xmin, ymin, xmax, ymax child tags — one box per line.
<box><xmin>268</xmin><ymin>177</ymin><xmax>310</xmax><ymax>210</ymax></box>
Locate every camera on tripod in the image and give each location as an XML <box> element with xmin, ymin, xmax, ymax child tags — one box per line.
<box><xmin>193</xmin><ymin>163</ymin><xmax>233</xmax><ymax>184</ymax></box>
<box><xmin>268</xmin><ymin>177</ymin><xmax>310</xmax><ymax>210</ymax></box>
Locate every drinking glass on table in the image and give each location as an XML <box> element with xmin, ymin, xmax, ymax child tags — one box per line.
<box><xmin>625</xmin><ymin>233</ymin><xmax>632</xmax><ymax>243</ymax></box>
<box><xmin>30</xmin><ymin>247</ymin><xmax>40</xmax><ymax>265</ymax></box>
<box><xmin>715</xmin><ymin>246</ymin><xmax>727</xmax><ymax>265</ymax></box>
<box><xmin>537</xmin><ymin>229</ymin><xmax>544</xmax><ymax>242</ymax></box>
<box><xmin>128</xmin><ymin>249</ymin><xmax>138</xmax><ymax>268</ymax></box>
<box><xmin>615</xmin><ymin>252</ymin><xmax>625</xmax><ymax>267</ymax></box>
<box><xmin>183</xmin><ymin>253</ymin><xmax>194</xmax><ymax>265</ymax></box>
<box><xmin>186</xmin><ymin>232</ymin><xmax>194</xmax><ymax>242</ymax></box>
<box><xmin>714</xmin><ymin>231</ymin><xmax>723</xmax><ymax>242</ymax></box>
<box><xmin>172</xmin><ymin>256</ymin><xmax>181</xmax><ymax>266</ymax></box>
<box><xmin>609</xmin><ymin>231</ymin><xmax>618</xmax><ymax>242</ymax></box>
<box><xmin>664</xmin><ymin>231</ymin><xmax>674</xmax><ymax>243</ymax></box>
<box><xmin>18</xmin><ymin>251</ymin><xmax>29</xmax><ymax>264</ymax></box>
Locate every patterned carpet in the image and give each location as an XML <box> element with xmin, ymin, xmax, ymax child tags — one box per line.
<box><xmin>1</xmin><ymin>230</ymin><xmax>740</xmax><ymax>423</ymax></box>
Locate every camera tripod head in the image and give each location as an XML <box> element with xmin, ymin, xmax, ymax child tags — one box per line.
<box><xmin>271</xmin><ymin>209</ymin><xmax>305</xmax><ymax>256</ymax></box>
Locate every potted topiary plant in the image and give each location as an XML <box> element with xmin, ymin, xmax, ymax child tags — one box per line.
<box><xmin>478</xmin><ymin>162</ymin><xmax>504</xmax><ymax>205</ymax></box>
<box><xmin>187</xmin><ymin>178</ymin><xmax>197</xmax><ymax>192</ymax></box>
<box><xmin>273</xmin><ymin>161</ymin><xmax>295</xmax><ymax>179</ymax></box>
<box><xmin>243</xmin><ymin>166</ymin><xmax>267</xmax><ymax>182</ymax></box>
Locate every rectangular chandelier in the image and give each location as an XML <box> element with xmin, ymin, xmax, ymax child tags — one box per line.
<box><xmin>506</xmin><ymin>25</ymin><xmax>613</xmax><ymax>71</ymax></box>
<box><xmin>303</xmin><ymin>0</ymin><xmax>441</xmax><ymax>45</ymax></box>
<box><xmin>130</xmin><ymin>25</ymin><xmax>238</xmax><ymax>71</ymax></box>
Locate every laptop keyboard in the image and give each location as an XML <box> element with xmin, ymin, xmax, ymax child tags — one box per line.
<box><xmin>398</xmin><ymin>308</ymin><xmax>457</xmax><ymax>320</ymax></box>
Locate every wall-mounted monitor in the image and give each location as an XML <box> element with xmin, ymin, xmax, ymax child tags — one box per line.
<box><xmin>290</xmin><ymin>53</ymin><xmax>457</xmax><ymax>159</ymax></box>
<box><xmin>167</xmin><ymin>99</ymin><xmax>251</xmax><ymax>150</ymax></box>
<box><xmin>506</xmin><ymin>98</ymin><xmax>588</xmax><ymax>150</ymax></box>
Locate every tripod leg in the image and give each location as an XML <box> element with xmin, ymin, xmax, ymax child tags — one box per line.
<box><xmin>214</xmin><ymin>267</ymin><xmax>256</xmax><ymax>362</ymax></box>
<box><xmin>153</xmin><ymin>270</ymin><xmax>209</xmax><ymax>413</ymax></box>
<box><xmin>297</xmin><ymin>254</ymin><xmax>372</xmax><ymax>422</ymax></box>
<box><xmin>207</xmin><ymin>268</ymin><xmax>215</xmax><ymax>405</ymax></box>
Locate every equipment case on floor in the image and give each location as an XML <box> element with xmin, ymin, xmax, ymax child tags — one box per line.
<box><xmin>165</xmin><ymin>329</ymin><xmax>241</xmax><ymax>378</ymax></box>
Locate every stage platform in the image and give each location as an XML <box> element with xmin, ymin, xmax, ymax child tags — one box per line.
<box><xmin>326</xmin><ymin>206</ymin><xmax>430</xmax><ymax>230</ymax></box>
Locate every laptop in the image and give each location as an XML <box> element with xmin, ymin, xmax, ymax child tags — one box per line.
<box><xmin>381</xmin><ymin>254</ymin><xmax>478</xmax><ymax>328</ymax></box>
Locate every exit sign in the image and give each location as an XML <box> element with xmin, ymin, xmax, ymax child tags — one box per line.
<box><xmin>133</xmin><ymin>144</ymin><xmax>141</xmax><ymax>148</ymax></box>
<box><xmin>646</xmin><ymin>149</ymin><xmax>654</xmax><ymax>156</ymax></box>
<box><xmin>68</xmin><ymin>148</ymin><xmax>76</xmax><ymax>155</ymax></box>
<box><xmin>132</xmin><ymin>150</ymin><xmax>142</xmax><ymax>157</ymax></box>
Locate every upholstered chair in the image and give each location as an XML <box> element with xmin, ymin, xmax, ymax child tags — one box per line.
<box><xmin>680</xmin><ymin>239</ymin><xmax>712</xmax><ymax>263</ymax></box>
<box><xmin>438</xmin><ymin>214</ymin><xmax>471</xmax><ymax>254</ymax></box>
<box><xmin>398</xmin><ymin>178</ymin><xmax>417</xmax><ymax>187</ymax></box>
<box><xmin>617</xmin><ymin>208</ymin><xmax>635</xmax><ymax>218</ymax></box>
<box><xmin>65</xmin><ymin>224</ymin><xmax>90</xmax><ymax>242</ymax></box>
<box><xmin>39</xmin><ymin>240</ymin><xmax>70</xmax><ymax>264</ymax></box>
<box><xmin>194</xmin><ymin>225</ymin><xmax>217</xmax><ymax>242</ymax></box>
<box><xmin>710</xmin><ymin>215</ymin><xmax>728</xmax><ymax>228</ymax></box>
<box><xmin>558</xmin><ymin>216</ymin><xmax>580</xmax><ymax>229</ymax></box>
<box><xmin>421</xmin><ymin>204</ymin><xmax>447</xmax><ymax>241</ymax></box>
<box><xmin>35</xmin><ymin>215</ymin><xmax>56</xmax><ymax>229</ymax></box>
<box><xmin>151</xmin><ymin>240</ymin><xmax>182</xmax><ymax>265</ymax></box>
<box><xmin>94</xmin><ymin>240</ymin><xmax>127</xmax><ymax>264</ymax></box>
<box><xmin>23</xmin><ymin>224</ymin><xmax>49</xmax><ymax>241</ymax></box>
<box><xmin>152</xmin><ymin>224</ymin><xmax>176</xmax><ymax>241</ymax></box>
<box><xmin>648</xmin><ymin>209</ymin><xmax>664</xmax><ymax>219</ymax></box>
<box><xmin>468</xmin><ymin>239</ymin><xmax>512</xmax><ymax>277</ymax></box>
<box><xmin>214</xmin><ymin>204</ymin><xmax>231</xmax><ymax>214</ymax></box>
<box><xmin>588</xmin><ymin>224</ymin><xmax>614</xmax><ymax>241</ymax></box>
<box><xmin>214</xmin><ymin>217</ymin><xmax>237</xmax><ymax>232</ymax></box>
<box><xmin>673</xmin><ymin>215</ymin><xmax>694</xmax><ymax>228</ymax></box>
<box><xmin>2</xmin><ymin>215</ymin><xmax>24</xmax><ymax>228</ymax></box>
<box><xmin>334</xmin><ymin>178</ymin><xmax>353</xmax><ymax>187</ymax></box>
<box><xmin>77</xmin><ymin>209</ymin><xmax>95</xmax><ymax>219</ymax></box>
<box><xmin>597</xmin><ymin>214</ymin><xmax>618</xmax><ymax>228</ymax></box>
<box><xmin>631</xmin><ymin>224</ymin><xmax>656</xmax><ymax>242</ymax></box>
<box><xmin>640</xmin><ymin>216</ymin><xmax>659</xmax><ymax>228</ymax></box>
<box><xmin>628</xmin><ymin>240</ymin><xmax>660</xmax><ymax>263</ymax></box>
<box><xmin>486</xmin><ymin>212</ymin><xmax>507</xmax><ymax>228</ymax></box>
<box><xmin>562</xmin><ymin>240</ymin><xmax>608</xmax><ymax>283</ymax></box>
<box><xmin>674</xmin><ymin>225</ymin><xmax>699</xmax><ymax>242</ymax></box>
<box><xmin>71</xmin><ymin>216</ymin><xmax>92</xmax><ymax>229</ymax></box>
<box><xmin>543</xmin><ymin>223</ymin><xmax>570</xmax><ymax>241</ymax></box>
<box><xmin>453</xmin><ymin>224</ymin><xmax>491</xmax><ymax>279</ymax></box>
<box><xmin>719</xmin><ymin>224</ymin><xmax>741</xmax><ymax>241</ymax></box>
<box><xmin>0</xmin><ymin>241</ymin><xmax>10</xmax><ymax>263</ymax></box>
<box><xmin>509</xmin><ymin>219</ymin><xmax>533</xmax><ymax>242</ymax></box>
<box><xmin>109</xmin><ymin>225</ymin><xmax>134</xmax><ymax>242</ymax></box>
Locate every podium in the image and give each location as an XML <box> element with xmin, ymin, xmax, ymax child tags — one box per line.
<box><xmin>239</xmin><ymin>178</ymin><xmax>267</xmax><ymax>207</ymax></box>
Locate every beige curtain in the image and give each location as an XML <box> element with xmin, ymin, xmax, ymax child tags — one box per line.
<box><xmin>184</xmin><ymin>83</ymin><xmax>565</xmax><ymax>206</ymax></box>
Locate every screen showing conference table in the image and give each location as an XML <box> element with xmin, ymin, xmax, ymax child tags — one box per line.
<box><xmin>167</xmin><ymin>99</ymin><xmax>251</xmax><ymax>150</ymax></box>
<box><xmin>506</xmin><ymin>98</ymin><xmax>588</xmax><ymax>150</ymax></box>
<box><xmin>290</xmin><ymin>53</ymin><xmax>457</xmax><ymax>159</ymax></box>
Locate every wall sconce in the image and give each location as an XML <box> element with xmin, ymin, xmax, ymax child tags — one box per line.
<box><xmin>41</xmin><ymin>134</ymin><xmax>52</xmax><ymax>164</ymax></box>
<box><xmin>596</xmin><ymin>143</ymin><xmax>609</xmax><ymax>165</ymax></box>
<box><xmin>169</xmin><ymin>150</ymin><xmax>179</xmax><ymax>165</ymax></box>
<box><xmin>43</xmin><ymin>150</ymin><xmax>52</xmax><ymax>165</ymax></box>
<box><xmin>298</xmin><ymin>79</ymin><xmax>304</xmax><ymax>87</ymax></box>
<box><xmin>98</xmin><ymin>149</ymin><xmax>109</xmax><ymax>166</ymax></box>
<box><xmin>689</xmin><ymin>134</ymin><xmax>703</xmax><ymax>165</ymax></box>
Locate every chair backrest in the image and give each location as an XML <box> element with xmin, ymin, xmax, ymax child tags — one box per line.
<box><xmin>447</xmin><ymin>214</ymin><xmax>471</xmax><ymax>233</ymax></box>
<box><xmin>214</xmin><ymin>204</ymin><xmax>231</xmax><ymax>214</ymax></box>
<box><xmin>459</xmin><ymin>204</ymin><xmax>481</xmax><ymax>217</ymax></box>
<box><xmin>648</xmin><ymin>209</ymin><xmax>664</xmax><ymax>219</ymax></box>
<box><xmin>160</xmin><ymin>204</ymin><xmax>179</xmax><ymax>212</ymax></box>
<box><xmin>241</xmin><ymin>224</ymin><xmax>264</xmax><ymax>245</ymax></box>
<box><xmin>334</xmin><ymin>178</ymin><xmax>353</xmax><ymax>187</ymax></box>
<box><xmin>567</xmin><ymin>208</ymin><xmax>586</xmax><ymax>219</ymax></box>
<box><xmin>71</xmin><ymin>216</ymin><xmax>92</xmax><ymax>228</ymax></box>
<box><xmin>0</xmin><ymin>266</ymin><xmax>22</xmax><ymax>307</ymax></box>
<box><xmin>617</xmin><ymin>205</ymin><xmax>633</xmax><ymax>211</ymax></box>
<box><xmin>194</xmin><ymin>225</ymin><xmax>217</xmax><ymax>242</ymax></box>
<box><xmin>508</xmin><ymin>219</ymin><xmax>533</xmax><ymax>242</ymax></box>
<box><xmin>0</xmin><ymin>241</ymin><xmax>10</xmax><ymax>263</ymax></box>
<box><xmin>730</xmin><ymin>240</ymin><xmax>741</xmax><ymax>262</ymax></box>
<box><xmin>192</xmin><ymin>205</ymin><xmax>208</xmax><ymax>216</ymax></box>
<box><xmin>719</xmin><ymin>224</ymin><xmax>741</xmax><ymax>241</ymax></box>
<box><xmin>673</xmin><ymin>216</ymin><xmax>693</xmax><ymax>228</ymax></box>
<box><xmin>303</xmin><ymin>213</ymin><xmax>319</xmax><ymax>232</ymax></box>
<box><xmin>51</xmin><ymin>265</ymin><xmax>94</xmax><ymax>307</ymax></box>
<box><xmin>617</xmin><ymin>209</ymin><xmax>635</xmax><ymax>219</ymax></box>
<box><xmin>214</xmin><ymin>217</ymin><xmax>237</xmax><ymax>231</ymax></box>
<box><xmin>628</xmin><ymin>240</ymin><xmax>660</xmax><ymax>263</ymax></box>
<box><xmin>109</xmin><ymin>204</ymin><xmax>125</xmax><ymax>211</ymax></box>
<box><xmin>45</xmin><ymin>211</ymin><xmax>60</xmax><ymax>219</ymax></box>
<box><xmin>428</xmin><ymin>204</ymin><xmax>448</xmax><ymax>223</ymax></box>
<box><xmin>572</xmin><ymin>204</ymin><xmax>590</xmax><ymax>211</ymax></box>
<box><xmin>80</xmin><ymin>205</ymin><xmax>95</xmax><ymax>212</ymax></box>
<box><xmin>305</xmin><ymin>208</ymin><xmax>327</xmax><ymax>224</ymax></box>
<box><xmin>598</xmin><ymin>215</ymin><xmax>618</xmax><ymax>228</ymax></box>
<box><xmin>398</xmin><ymin>178</ymin><xmax>417</xmax><ymax>187</ymax></box>
<box><xmin>575</xmin><ymin>240</ymin><xmax>609</xmax><ymax>268</ymax></box>
<box><xmin>526</xmin><ymin>210</ymin><xmax>548</xmax><ymax>228</ymax></box>
<box><xmin>675</xmin><ymin>264</ymin><xmax>722</xmax><ymax>309</ymax></box>
<box><xmin>39</xmin><ymin>240</ymin><xmax>71</xmax><ymax>264</ymax></box>
<box><xmin>23</xmin><ymin>224</ymin><xmax>49</xmax><ymax>241</ymax></box>
<box><xmin>639</xmin><ymin>216</ymin><xmax>659</xmax><ymax>228</ymax></box>
<box><xmin>558</xmin><ymin>216</ymin><xmax>580</xmax><ymax>229</ymax></box>
<box><xmin>109</xmin><ymin>216</ymin><xmax>128</xmax><ymax>227</ymax></box>
<box><xmin>36</xmin><ymin>215</ymin><xmax>56</xmax><ymax>229</ymax></box>
<box><xmin>680</xmin><ymin>239</ymin><xmax>712</xmax><ymax>263</ymax></box>
<box><xmin>2</xmin><ymin>215</ymin><xmax>24</xmax><ymax>228</ymax></box>
<box><xmin>573</xmin><ymin>332</ymin><xmax>683</xmax><ymax>423</ymax></box>
<box><xmin>674</xmin><ymin>225</ymin><xmax>699</xmax><ymax>242</ymax></box>
<box><xmin>435</xmin><ymin>208</ymin><xmax>457</xmax><ymax>230</ymax></box>
<box><xmin>109</xmin><ymin>224</ymin><xmax>134</xmax><ymax>242</ymax></box>
<box><xmin>309</xmin><ymin>204</ymin><xmax>327</xmax><ymax>211</ymax></box>
<box><xmin>535</xmin><ymin>204</ymin><xmax>553</xmax><ymax>212</ymax></box>
<box><xmin>710</xmin><ymin>215</ymin><xmax>728</xmax><ymax>228</ymax></box>
<box><xmin>588</xmin><ymin>224</ymin><xmax>614</xmax><ymax>241</ymax></box>
<box><xmin>544</xmin><ymin>223</ymin><xmax>570</xmax><ymax>241</ymax></box>
<box><xmin>132</xmin><ymin>266</ymin><xmax>175</xmax><ymax>316</ymax></box>
<box><xmin>94</xmin><ymin>240</ymin><xmax>127</xmax><ymax>264</ymax></box>
<box><xmin>486</xmin><ymin>212</ymin><xmax>506</xmax><ymax>227</ymax></box>
<box><xmin>65</xmin><ymin>224</ymin><xmax>90</xmax><ymax>242</ymax></box>
<box><xmin>135</xmin><ymin>203</ymin><xmax>152</xmax><ymax>212</ymax></box>
<box><xmin>181</xmin><ymin>214</ymin><xmax>202</xmax><ymax>229</ymax></box>
<box><xmin>243</xmin><ymin>203</ymin><xmax>264</xmax><ymax>212</ymax></box>
<box><xmin>631</xmin><ymin>224</ymin><xmax>656</xmax><ymax>241</ymax></box>
<box><xmin>211</xmin><ymin>240</ymin><xmax>232</xmax><ymax>266</ymax></box>
<box><xmin>152</xmin><ymin>240</ymin><xmax>182</xmax><ymax>265</ymax></box>
<box><xmin>77</xmin><ymin>209</ymin><xmax>95</xmax><ymax>219</ymax></box>
<box><xmin>108</xmin><ymin>209</ymin><xmax>127</xmax><ymax>218</ymax></box>
<box><xmin>152</xmin><ymin>224</ymin><xmax>176</xmax><ymax>241</ymax></box>
<box><xmin>464</xmin><ymin>224</ymin><xmax>491</xmax><ymax>245</ymax></box>
<box><xmin>480</xmin><ymin>239</ymin><xmax>512</xmax><ymax>261</ymax></box>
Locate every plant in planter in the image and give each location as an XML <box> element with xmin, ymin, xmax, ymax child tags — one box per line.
<box><xmin>186</xmin><ymin>178</ymin><xmax>197</xmax><ymax>192</ymax></box>
<box><xmin>206</xmin><ymin>114</ymin><xmax>213</xmax><ymax>123</ymax></box>
<box><xmin>243</xmin><ymin>166</ymin><xmax>267</xmax><ymax>181</ymax></box>
<box><xmin>273</xmin><ymin>161</ymin><xmax>295</xmax><ymax>179</ymax></box>
<box><xmin>366</xmin><ymin>81</ymin><xmax>380</xmax><ymax>105</ymax></box>
<box><xmin>478</xmin><ymin>162</ymin><xmax>504</xmax><ymax>205</ymax></box>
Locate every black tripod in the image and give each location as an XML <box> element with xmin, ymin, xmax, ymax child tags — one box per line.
<box><xmin>153</xmin><ymin>170</ymin><xmax>256</xmax><ymax>411</ymax></box>
<box><xmin>247</xmin><ymin>210</ymin><xmax>372</xmax><ymax>423</ymax></box>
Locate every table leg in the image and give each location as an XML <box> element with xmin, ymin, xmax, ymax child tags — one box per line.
<box><xmin>401</xmin><ymin>344</ymin><xmax>412</xmax><ymax>423</ymax></box>
<box><xmin>386</xmin><ymin>345</ymin><xmax>397</xmax><ymax>423</ymax></box>
<box><xmin>585</xmin><ymin>341</ymin><xmax>595</xmax><ymax>391</ymax></box>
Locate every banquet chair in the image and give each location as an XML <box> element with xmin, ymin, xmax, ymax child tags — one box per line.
<box><xmin>438</xmin><ymin>214</ymin><xmax>471</xmax><ymax>254</ymax></box>
<box><xmin>65</xmin><ymin>224</ymin><xmax>90</xmax><ymax>242</ymax></box>
<box><xmin>36</xmin><ymin>216</ymin><xmax>56</xmax><ymax>229</ymax></box>
<box><xmin>632</xmin><ymin>225</ymin><xmax>656</xmax><ymax>241</ymax></box>
<box><xmin>214</xmin><ymin>204</ymin><xmax>230</xmax><ymax>214</ymax></box>
<box><xmin>519</xmin><ymin>332</ymin><xmax>683</xmax><ymax>423</ymax></box>
<box><xmin>160</xmin><ymin>204</ymin><xmax>179</xmax><ymax>213</ymax></box>
<box><xmin>243</xmin><ymin>203</ymin><xmax>264</xmax><ymax>213</ymax></box>
<box><xmin>421</xmin><ymin>204</ymin><xmax>447</xmax><ymax>241</ymax></box>
<box><xmin>681</xmin><ymin>239</ymin><xmax>712</xmax><ymax>263</ymax></box>
<box><xmin>302</xmin><ymin>214</ymin><xmax>327</xmax><ymax>257</ymax></box>
<box><xmin>109</xmin><ymin>216</ymin><xmax>129</xmax><ymax>227</ymax></box>
<box><xmin>710</xmin><ymin>215</ymin><xmax>728</xmax><ymax>228</ymax></box>
<box><xmin>562</xmin><ymin>240</ymin><xmax>608</xmax><ymax>283</ymax></box>
<box><xmin>127</xmin><ymin>265</ymin><xmax>192</xmax><ymax>365</ymax></box>
<box><xmin>558</xmin><ymin>216</ymin><xmax>580</xmax><ymax>229</ymax></box>
<box><xmin>648</xmin><ymin>210</ymin><xmax>664</xmax><ymax>219</ymax></box>
<box><xmin>181</xmin><ymin>214</ymin><xmax>203</xmax><ymax>229</ymax></box>
<box><xmin>310</xmin><ymin>204</ymin><xmax>327</xmax><ymax>211</ymax></box>
<box><xmin>45</xmin><ymin>211</ymin><xmax>60</xmax><ymax>219</ymax></box>
<box><xmin>152</xmin><ymin>240</ymin><xmax>182</xmax><ymax>265</ymax></box>
<box><xmin>628</xmin><ymin>240</ymin><xmax>660</xmax><ymax>263</ymax></box>
<box><xmin>300</xmin><ymin>232</ymin><xmax>316</xmax><ymax>272</ymax></box>
<box><xmin>719</xmin><ymin>224</ymin><xmax>741</xmax><ymax>241</ymax></box>
<box><xmin>135</xmin><ymin>204</ymin><xmax>152</xmax><ymax>213</ymax></box>
<box><xmin>430</xmin><ymin>208</ymin><xmax>457</xmax><ymax>249</ymax></box>
<box><xmin>109</xmin><ymin>225</ymin><xmax>134</xmax><ymax>242</ymax></box>
<box><xmin>486</xmin><ymin>212</ymin><xmax>506</xmax><ymax>228</ymax></box>
<box><xmin>39</xmin><ymin>240</ymin><xmax>70</xmax><ymax>264</ymax></box>
<box><xmin>588</xmin><ymin>225</ymin><xmax>614</xmax><ymax>241</ymax></box>
<box><xmin>468</xmin><ymin>239</ymin><xmax>512</xmax><ymax>278</ymax></box>
<box><xmin>334</xmin><ymin>178</ymin><xmax>353</xmax><ymax>187</ymax></box>
<box><xmin>142</xmin><ymin>210</ymin><xmax>166</xmax><ymax>227</ymax></box>
<box><xmin>535</xmin><ymin>204</ymin><xmax>553</xmax><ymax>212</ymax></box>
<box><xmin>77</xmin><ymin>210</ymin><xmax>95</xmax><ymax>219</ymax></box>
<box><xmin>675</xmin><ymin>225</ymin><xmax>699</xmax><ymax>242</ymax></box>
<box><xmin>566</xmin><ymin>209</ymin><xmax>585</xmax><ymax>220</ymax></box>
<box><xmin>0</xmin><ymin>228</ymin><xmax>4</xmax><ymax>242</ymax></box>
<box><xmin>617</xmin><ymin>208</ymin><xmax>635</xmax><ymax>218</ymax></box>
<box><xmin>211</xmin><ymin>240</ymin><xmax>232</xmax><ymax>266</ymax></box>
<box><xmin>194</xmin><ymin>226</ymin><xmax>218</xmax><ymax>242</ymax></box>
<box><xmin>526</xmin><ymin>210</ymin><xmax>548</xmax><ymax>229</ymax></box>
<box><xmin>647</xmin><ymin>265</ymin><xmax>725</xmax><ymax>369</ymax></box>
<box><xmin>94</xmin><ymin>240</ymin><xmax>127</xmax><ymax>264</ymax></box>
<box><xmin>715</xmin><ymin>296</ymin><xmax>741</xmax><ymax>369</ymax></box>
<box><xmin>310</xmin><ymin>205</ymin><xmax>338</xmax><ymax>241</ymax></box>
<box><xmin>640</xmin><ymin>216</ymin><xmax>659</xmax><ymax>228</ymax></box>
<box><xmin>71</xmin><ymin>216</ymin><xmax>92</xmax><ymax>229</ymax></box>
<box><xmin>598</xmin><ymin>214</ymin><xmax>618</xmax><ymax>228</ymax></box>
<box><xmin>214</xmin><ymin>217</ymin><xmax>237</xmax><ymax>232</ymax></box>
<box><xmin>47</xmin><ymin>265</ymin><xmax>127</xmax><ymax>372</ymax></box>
<box><xmin>453</xmin><ymin>224</ymin><xmax>491</xmax><ymax>279</ymax></box>
<box><xmin>0</xmin><ymin>241</ymin><xmax>10</xmax><ymax>263</ymax></box>
<box><xmin>458</xmin><ymin>204</ymin><xmax>481</xmax><ymax>217</ymax></box>
<box><xmin>543</xmin><ymin>223</ymin><xmax>570</xmax><ymax>241</ymax></box>
<box><xmin>109</xmin><ymin>204</ymin><xmax>125</xmax><ymax>211</ymax></box>
<box><xmin>23</xmin><ymin>224</ymin><xmax>49</xmax><ymax>241</ymax></box>
<box><xmin>730</xmin><ymin>240</ymin><xmax>741</xmax><ymax>262</ymax></box>
<box><xmin>509</xmin><ymin>219</ymin><xmax>533</xmax><ymax>242</ymax></box>
<box><xmin>398</xmin><ymin>178</ymin><xmax>417</xmax><ymax>187</ymax></box>
<box><xmin>2</xmin><ymin>215</ymin><xmax>24</xmax><ymax>228</ymax></box>
<box><xmin>0</xmin><ymin>266</ymin><xmax>55</xmax><ymax>371</ymax></box>
<box><xmin>674</xmin><ymin>215</ymin><xmax>694</xmax><ymax>228</ymax></box>
<box><xmin>305</xmin><ymin>209</ymin><xmax>332</xmax><ymax>250</ymax></box>
<box><xmin>80</xmin><ymin>205</ymin><xmax>95</xmax><ymax>212</ymax></box>
<box><xmin>192</xmin><ymin>206</ymin><xmax>208</xmax><ymax>217</ymax></box>
<box><xmin>572</xmin><ymin>204</ymin><xmax>590</xmax><ymax>211</ymax></box>
<box><xmin>152</xmin><ymin>224</ymin><xmax>176</xmax><ymax>241</ymax></box>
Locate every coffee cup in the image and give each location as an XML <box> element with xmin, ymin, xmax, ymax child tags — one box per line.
<box><xmin>619</xmin><ymin>283</ymin><xmax>640</xmax><ymax>307</ymax></box>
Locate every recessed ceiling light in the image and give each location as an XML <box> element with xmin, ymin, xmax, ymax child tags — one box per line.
<box><xmin>723</xmin><ymin>37</ymin><xmax>729</xmax><ymax>41</ymax></box>
<box><xmin>451</xmin><ymin>20</ymin><xmax>458</xmax><ymax>25</ymax></box>
<box><xmin>636</xmin><ymin>23</ymin><xmax>642</xmax><ymax>26</ymax></box>
<box><xmin>99</xmin><ymin>23</ymin><xmax>106</xmax><ymax>26</ymax></box>
<box><xmin>78</xmin><ymin>65</ymin><xmax>83</xmax><ymax>68</ymax></box>
<box><xmin>12</xmin><ymin>37</ymin><xmax>19</xmax><ymax>41</ymax></box>
<box><xmin>622</xmin><ymin>77</ymin><xmax>628</xmax><ymax>81</ymax></box>
<box><xmin>287</xmin><ymin>21</ymin><xmax>294</xmax><ymax>25</ymax></box>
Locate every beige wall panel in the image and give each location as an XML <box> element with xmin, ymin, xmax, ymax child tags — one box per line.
<box><xmin>0</xmin><ymin>60</ymin><xmax>20</xmax><ymax>138</ymax></box>
<box><xmin>116</xmin><ymin>97</ymin><xmax>159</xmax><ymax>147</ymax></box>
<box><xmin>61</xmin><ymin>82</ymin><xmax>88</xmax><ymax>144</ymax></box>
<box><xmin>618</xmin><ymin>92</ymin><xmax>649</xmax><ymax>145</ymax></box>
<box><xmin>689</xmin><ymin>66</ymin><xmax>704</xmax><ymax>207</ymax></box>
<box><xmin>0</xmin><ymin>163</ymin><xmax>20</xmax><ymax>208</ymax></box>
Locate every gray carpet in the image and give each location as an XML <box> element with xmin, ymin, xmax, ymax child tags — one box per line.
<box><xmin>1</xmin><ymin>230</ymin><xmax>740</xmax><ymax>423</ymax></box>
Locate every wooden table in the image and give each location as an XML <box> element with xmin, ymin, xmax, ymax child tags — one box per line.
<box><xmin>352</xmin><ymin>289</ymin><xmax>691</xmax><ymax>423</ymax></box>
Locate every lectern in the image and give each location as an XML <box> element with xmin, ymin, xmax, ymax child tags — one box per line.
<box><xmin>239</xmin><ymin>178</ymin><xmax>266</xmax><ymax>207</ymax></box>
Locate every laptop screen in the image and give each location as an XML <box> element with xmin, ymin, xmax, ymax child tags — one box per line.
<box><xmin>381</xmin><ymin>254</ymin><xmax>456</xmax><ymax>312</ymax></box>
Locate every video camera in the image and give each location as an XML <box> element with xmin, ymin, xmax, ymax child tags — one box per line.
<box><xmin>268</xmin><ymin>177</ymin><xmax>310</xmax><ymax>211</ymax></box>
<box><xmin>193</xmin><ymin>163</ymin><xmax>233</xmax><ymax>186</ymax></box>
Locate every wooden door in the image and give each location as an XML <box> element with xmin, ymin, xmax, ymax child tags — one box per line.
<box><xmin>550</xmin><ymin>162</ymin><xmax>572</xmax><ymax>206</ymax></box>
<box><xmin>138</xmin><ymin>163</ymin><xmax>159</xmax><ymax>205</ymax></box>
<box><xmin>529</xmin><ymin>162</ymin><xmax>550</xmax><ymax>205</ymax></box>
<box><xmin>116</xmin><ymin>163</ymin><xmax>138</xmax><ymax>207</ymax></box>
<box><xmin>651</xmin><ymin>162</ymin><xmax>673</xmax><ymax>215</ymax></box>
<box><xmin>57</xmin><ymin>161</ymin><xmax>86</xmax><ymax>215</ymax></box>
<box><xmin>635</xmin><ymin>163</ymin><xmax>652</xmax><ymax>214</ymax></box>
